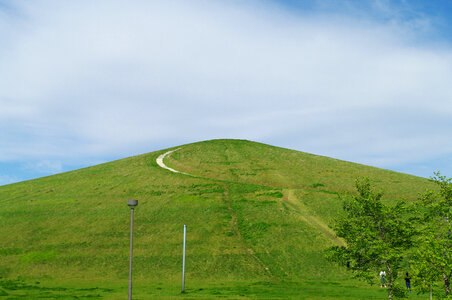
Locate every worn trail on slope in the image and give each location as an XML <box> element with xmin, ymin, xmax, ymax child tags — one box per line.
<box><xmin>283</xmin><ymin>189</ymin><xmax>344</xmax><ymax>246</ymax></box>
<box><xmin>156</xmin><ymin>148</ymin><xmax>190</xmax><ymax>175</ymax></box>
<box><xmin>156</xmin><ymin>148</ymin><xmax>341</xmax><ymax>246</ymax></box>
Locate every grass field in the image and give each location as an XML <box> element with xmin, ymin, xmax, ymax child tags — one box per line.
<box><xmin>0</xmin><ymin>139</ymin><xmax>434</xmax><ymax>299</ymax></box>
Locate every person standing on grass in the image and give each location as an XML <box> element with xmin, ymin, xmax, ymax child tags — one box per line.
<box><xmin>405</xmin><ymin>272</ymin><xmax>412</xmax><ymax>293</ymax></box>
<box><xmin>380</xmin><ymin>270</ymin><xmax>387</xmax><ymax>288</ymax></box>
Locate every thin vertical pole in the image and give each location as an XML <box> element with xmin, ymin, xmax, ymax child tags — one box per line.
<box><xmin>128</xmin><ymin>208</ymin><xmax>134</xmax><ymax>300</ymax></box>
<box><xmin>182</xmin><ymin>224</ymin><xmax>187</xmax><ymax>293</ymax></box>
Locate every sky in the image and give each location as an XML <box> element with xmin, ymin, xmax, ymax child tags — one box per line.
<box><xmin>0</xmin><ymin>0</ymin><xmax>451</xmax><ymax>185</ymax></box>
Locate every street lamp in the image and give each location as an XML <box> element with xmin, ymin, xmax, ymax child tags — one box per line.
<box><xmin>127</xmin><ymin>199</ymin><xmax>138</xmax><ymax>300</ymax></box>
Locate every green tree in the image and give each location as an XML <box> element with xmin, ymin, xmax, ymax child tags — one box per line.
<box><xmin>411</xmin><ymin>172</ymin><xmax>452</xmax><ymax>298</ymax></box>
<box><xmin>328</xmin><ymin>178</ymin><xmax>415</xmax><ymax>300</ymax></box>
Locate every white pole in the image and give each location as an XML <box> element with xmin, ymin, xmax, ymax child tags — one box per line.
<box><xmin>182</xmin><ymin>224</ymin><xmax>187</xmax><ymax>293</ymax></box>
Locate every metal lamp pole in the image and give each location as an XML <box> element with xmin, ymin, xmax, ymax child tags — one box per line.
<box><xmin>127</xmin><ymin>199</ymin><xmax>138</xmax><ymax>300</ymax></box>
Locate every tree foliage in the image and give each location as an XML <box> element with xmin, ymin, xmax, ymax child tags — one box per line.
<box><xmin>411</xmin><ymin>172</ymin><xmax>452</xmax><ymax>299</ymax></box>
<box><xmin>328</xmin><ymin>178</ymin><xmax>415</xmax><ymax>299</ymax></box>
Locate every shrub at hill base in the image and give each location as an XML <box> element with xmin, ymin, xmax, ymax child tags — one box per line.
<box><xmin>328</xmin><ymin>177</ymin><xmax>415</xmax><ymax>300</ymax></box>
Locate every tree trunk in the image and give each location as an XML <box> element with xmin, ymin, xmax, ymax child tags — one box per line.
<box><xmin>445</xmin><ymin>214</ymin><xmax>451</xmax><ymax>296</ymax></box>
<box><xmin>387</xmin><ymin>288</ymin><xmax>393</xmax><ymax>300</ymax></box>
<box><xmin>444</xmin><ymin>273</ymin><xmax>450</xmax><ymax>296</ymax></box>
<box><xmin>430</xmin><ymin>284</ymin><xmax>433</xmax><ymax>300</ymax></box>
<box><xmin>386</xmin><ymin>265</ymin><xmax>393</xmax><ymax>300</ymax></box>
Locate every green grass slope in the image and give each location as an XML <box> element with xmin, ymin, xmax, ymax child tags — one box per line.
<box><xmin>0</xmin><ymin>139</ymin><xmax>432</xmax><ymax>299</ymax></box>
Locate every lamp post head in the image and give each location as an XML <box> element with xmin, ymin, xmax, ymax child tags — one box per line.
<box><xmin>127</xmin><ymin>199</ymin><xmax>138</xmax><ymax>208</ymax></box>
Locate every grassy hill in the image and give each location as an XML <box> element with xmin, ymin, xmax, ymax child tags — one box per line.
<box><xmin>0</xmin><ymin>139</ymin><xmax>433</xmax><ymax>299</ymax></box>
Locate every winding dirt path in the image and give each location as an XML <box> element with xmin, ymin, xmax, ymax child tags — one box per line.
<box><xmin>156</xmin><ymin>148</ymin><xmax>190</xmax><ymax>175</ymax></box>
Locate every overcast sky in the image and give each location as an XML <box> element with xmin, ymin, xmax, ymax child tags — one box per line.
<box><xmin>1</xmin><ymin>0</ymin><xmax>451</xmax><ymax>185</ymax></box>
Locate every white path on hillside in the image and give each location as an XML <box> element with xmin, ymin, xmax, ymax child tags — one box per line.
<box><xmin>156</xmin><ymin>148</ymin><xmax>189</xmax><ymax>175</ymax></box>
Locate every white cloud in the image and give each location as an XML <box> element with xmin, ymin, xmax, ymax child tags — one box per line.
<box><xmin>0</xmin><ymin>0</ymin><xmax>451</xmax><ymax>178</ymax></box>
